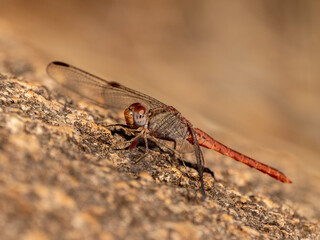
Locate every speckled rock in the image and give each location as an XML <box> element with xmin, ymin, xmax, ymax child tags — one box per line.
<box><xmin>0</xmin><ymin>74</ymin><xmax>319</xmax><ymax>240</ymax></box>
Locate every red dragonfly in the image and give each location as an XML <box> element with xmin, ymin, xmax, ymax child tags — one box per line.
<box><xmin>47</xmin><ymin>61</ymin><xmax>292</xmax><ymax>198</ymax></box>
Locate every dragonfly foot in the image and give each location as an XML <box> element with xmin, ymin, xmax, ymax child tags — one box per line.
<box><xmin>109</xmin><ymin>140</ymin><xmax>134</xmax><ymax>150</ymax></box>
<box><xmin>132</xmin><ymin>152</ymin><xmax>149</xmax><ymax>164</ymax></box>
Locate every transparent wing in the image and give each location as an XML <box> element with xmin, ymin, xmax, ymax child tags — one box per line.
<box><xmin>47</xmin><ymin>61</ymin><xmax>166</xmax><ymax>111</ymax></box>
<box><xmin>155</xmin><ymin>138</ymin><xmax>195</xmax><ymax>154</ymax></box>
<box><xmin>174</xmin><ymin>138</ymin><xmax>195</xmax><ymax>153</ymax></box>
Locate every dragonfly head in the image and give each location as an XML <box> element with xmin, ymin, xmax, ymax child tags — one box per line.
<box><xmin>124</xmin><ymin>103</ymin><xmax>147</xmax><ymax>128</ymax></box>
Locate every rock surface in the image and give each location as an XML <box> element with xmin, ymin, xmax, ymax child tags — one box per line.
<box><xmin>0</xmin><ymin>25</ymin><xmax>319</xmax><ymax>240</ymax></box>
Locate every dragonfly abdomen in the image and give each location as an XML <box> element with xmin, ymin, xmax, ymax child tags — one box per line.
<box><xmin>189</xmin><ymin>128</ymin><xmax>292</xmax><ymax>183</ymax></box>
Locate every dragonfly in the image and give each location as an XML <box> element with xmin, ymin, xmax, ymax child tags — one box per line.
<box><xmin>47</xmin><ymin>61</ymin><xmax>292</xmax><ymax>199</ymax></box>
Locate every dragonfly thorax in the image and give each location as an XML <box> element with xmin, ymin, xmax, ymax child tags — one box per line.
<box><xmin>124</xmin><ymin>103</ymin><xmax>147</xmax><ymax>128</ymax></box>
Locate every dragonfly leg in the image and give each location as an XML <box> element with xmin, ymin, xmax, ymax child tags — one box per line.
<box><xmin>160</xmin><ymin>138</ymin><xmax>216</xmax><ymax>182</ymax></box>
<box><xmin>180</xmin><ymin>161</ymin><xmax>216</xmax><ymax>181</ymax></box>
<box><xmin>172</xmin><ymin>140</ymin><xmax>192</xmax><ymax>178</ymax></box>
<box><xmin>147</xmin><ymin>136</ymin><xmax>191</xmax><ymax>178</ymax></box>
<box><xmin>110</xmin><ymin>132</ymin><xmax>143</xmax><ymax>150</ymax></box>
<box><xmin>178</xmin><ymin>158</ymin><xmax>191</xmax><ymax>178</ymax></box>
<box><xmin>106</xmin><ymin>123</ymin><xmax>138</xmax><ymax>130</ymax></box>
<box><xmin>132</xmin><ymin>133</ymin><xmax>149</xmax><ymax>163</ymax></box>
<box><xmin>107</xmin><ymin>124</ymin><xmax>141</xmax><ymax>136</ymax></box>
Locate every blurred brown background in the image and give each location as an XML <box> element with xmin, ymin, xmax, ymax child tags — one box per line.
<box><xmin>1</xmin><ymin>0</ymin><xmax>319</xmax><ymax>215</ymax></box>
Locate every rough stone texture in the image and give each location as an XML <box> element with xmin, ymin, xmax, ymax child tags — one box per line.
<box><xmin>0</xmin><ymin>25</ymin><xmax>319</xmax><ymax>240</ymax></box>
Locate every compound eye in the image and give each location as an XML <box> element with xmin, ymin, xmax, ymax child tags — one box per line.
<box><xmin>128</xmin><ymin>106</ymin><xmax>134</xmax><ymax>114</ymax></box>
